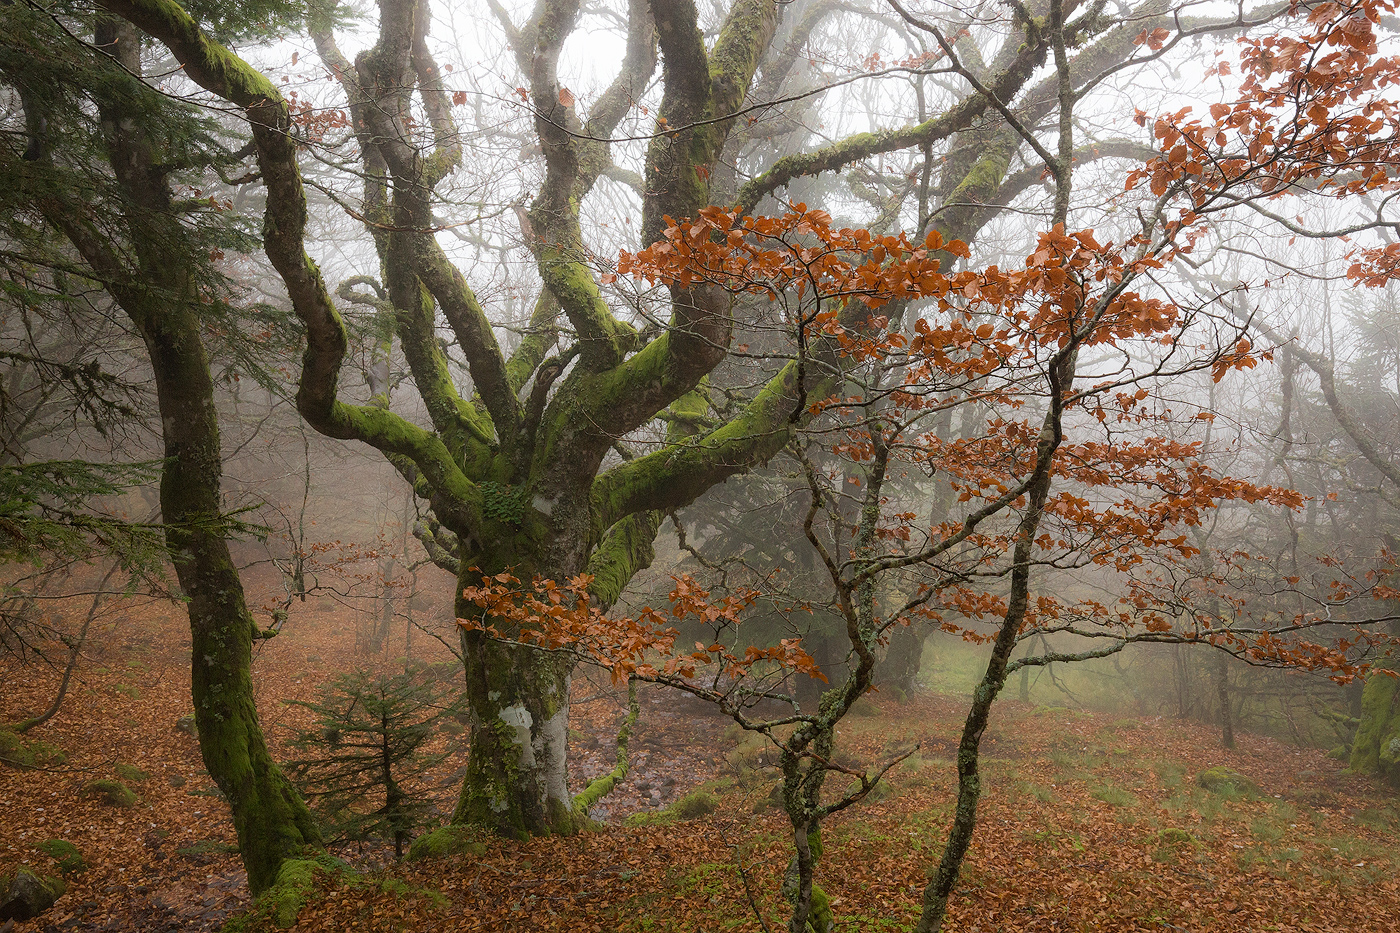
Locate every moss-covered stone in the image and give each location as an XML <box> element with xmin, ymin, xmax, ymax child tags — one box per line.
<box><xmin>82</xmin><ymin>779</ymin><xmax>138</xmax><ymax>808</ymax></box>
<box><xmin>669</xmin><ymin>789</ymin><xmax>719</xmax><ymax>819</ymax></box>
<box><xmin>0</xmin><ymin>729</ymin><xmax>66</xmax><ymax>770</ymax></box>
<box><xmin>0</xmin><ymin>865</ymin><xmax>65</xmax><ymax>921</ymax></box>
<box><xmin>1195</xmin><ymin>766</ymin><xmax>1258</xmax><ymax>797</ymax></box>
<box><xmin>115</xmin><ymin>762</ymin><xmax>149</xmax><ymax>782</ymax></box>
<box><xmin>407</xmin><ymin>825</ymin><xmax>487</xmax><ymax>861</ymax></box>
<box><xmin>37</xmin><ymin>839</ymin><xmax>86</xmax><ymax>874</ymax></box>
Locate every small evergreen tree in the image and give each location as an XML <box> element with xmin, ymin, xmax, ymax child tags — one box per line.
<box><xmin>287</xmin><ymin>666</ymin><xmax>457</xmax><ymax>857</ymax></box>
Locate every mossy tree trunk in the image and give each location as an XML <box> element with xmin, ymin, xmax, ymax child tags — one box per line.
<box><xmin>877</xmin><ymin>623</ymin><xmax>926</xmax><ymax>701</ymax></box>
<box><xmin>32</xmin><ymin>18</ymin><xmax>321</xmax><ymax>895</ymax></box>
<box><xmin>1350</xmin><ymin>655</ymin><xmax>1400</xmax><ymax>787</ymax></box>
<box><xmin>452</xmin><ymin>628</ymin><xmax>577</xmax><ymax>835</ymax></box>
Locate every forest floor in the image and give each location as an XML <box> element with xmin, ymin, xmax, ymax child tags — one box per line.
<box><xmin>3</xmin><ymin>575</ymin><xmax>1400</xmax><ymax>933</ymax></box>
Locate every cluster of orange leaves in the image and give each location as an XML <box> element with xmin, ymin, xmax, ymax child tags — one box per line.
<box><xmin>617</xmin><ymin>202</ymin><xmax>1318</xmax><ymax>653</ymax></box>
<box><xmin>286</xmin><ymin>90</ymin><xmax>351</xmax><ymax>144</ymax></box>
<box><xmin>1126</xmin><ymin>0</ymin><xmax>1400</xmax><ymax>285</ymax></box>
<box><xmin>457</xmin><ymin>572</ymin><xmax>824</xmax><ymax>685</ymax></box>
<box><xmin>619</xmin><ymin>205</ymin><xmax>1243</xmax><ymax>385</ymax></box>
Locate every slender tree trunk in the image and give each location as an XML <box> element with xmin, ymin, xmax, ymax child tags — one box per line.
<box><xmin>913</xmin><ymin>340</ymin><xmax>1074</xmax><ymax>933</ymax></box>
<box><xmin>878</xmin><ymin>622</ymin><xmax>926</xmax><ymax>701</ymax></box>
<box><xmin>142</xmin><ymin>307</ymin><xmax>322</xmax><ymax>892</ymax></box>
<box><xmin>1215</xmin><ymin>652</ymin><xmax>1234</xmax><ymax>750</ymax></box>
<box><xmin>80</xmin><ymin>19</ymin><xmax>322</xmax><ymax>895</ymax></box>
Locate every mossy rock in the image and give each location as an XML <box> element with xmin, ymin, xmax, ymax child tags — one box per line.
<box><xmin>1195</xmin><ymin>766</ymin><xmax>1258</xmax><ymax>797</ymax></box>
<box><xmin>1350</xmin><ymin>669</ymin><xmax>1400</xmax><ymax>787</ymax></box>
<box><xmin>407</xmin><ymin>825</ymin><xmax>487</xmax><ymax>862</ymax></box>
<box><xmin>82</xmin><ymin>779</ymin><xmax>138</xmax><ymax>808</ymax></box>
<box><xmin>850</xmin><ymin>696</ymin><xmax>882</xmax><ymax>717</ymax></box>
<box><xmin>174</xmin><ymin>714</ymin><xmax>198</xmax><ymax>737</ymax></box>
<box><xmin>1156</xmin><ymin>827</ymin><xmax>1197</xmax><ymax>849</ymax></box>
<box><xmin>115</xmin><ymin>763</ymin><xmax>149</xmax><ymax>783</ymax></box>
<box><xmin>0</xmin><ymin>866</ymin><xmax>65</xmax><ymax>921</ymax></box>
<box><xmin>0</xmin><ymin>729</ymin><xmax>66</xmax><ymax>770</ymax></box>
<box><xmin>668</xmin><ymin>789</ymin><xmax>718</xmax><ymax>820</ymax></box>
<box><xmin>37</xmin><ymin>839</ymin><xmax>86</xmax><ymax>874</ymax></box>
<box><xmin>177</xmin><ymin>840</ymin><xmax>240</xmax><ymax>859</ymax></box>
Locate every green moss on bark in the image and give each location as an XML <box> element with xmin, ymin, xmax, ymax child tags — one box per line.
<box><xmin>1351</xmin><ymin>670</ymin><xmax>1400</xmax><ymax>787</ymax></box>
<box><xmin>452</xmin><ymin>587</ymin><xmax>580</xmax><ymax>838</ymax></box>
<box><xmin>221</xmin><ymin>854</ymin><xmax>342</xmax><ymax>932</ymax></box>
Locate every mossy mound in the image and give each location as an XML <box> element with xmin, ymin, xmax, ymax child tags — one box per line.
<box><xmin>407</xmin><ymin>825</ymin><xmax>487</xmax><ymax>862</ymax></box>
<box><xmin>114</xmin><ymin>763</ymin><xmax>149</xmax><ymax>782</ymax></box>
<box><xmin>82</xmin><ymin>779</ymin><xmax>138</xmax><ymax>808</ymax></box>
<box><xmin>1195</xmin><ymin>766</ymin><xmax>1259</xmax><ymax>797</ymax></box>
<box><xmin>669</xmin><ymin>789</ymin><xmax>719</xmax><ymax>819</ymax></box>
<box><xmin>36</xmin><ymin>839</ymin><xmax>86</xmax><ymax>874</ymax></box>
<box><xmin>0</xmin><ymin>729</ymin><xmax>66</xmax><ymax>770</ymax></box>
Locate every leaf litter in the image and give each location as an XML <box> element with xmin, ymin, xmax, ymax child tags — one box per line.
<box><xmin>2</xmin><ymin>577</ymin><xmax>1399</xmax><ymax>932</ymax></box>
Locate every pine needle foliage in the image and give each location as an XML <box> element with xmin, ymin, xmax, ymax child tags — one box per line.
<box><xmin>287</xmin><ymin>665</ymin><xmax>460</xmax><ymax>857</ymax></box>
